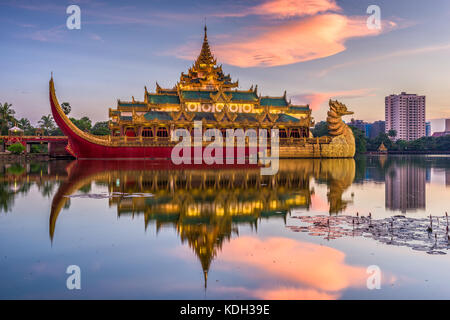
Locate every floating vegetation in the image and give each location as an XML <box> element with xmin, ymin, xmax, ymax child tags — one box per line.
<box><xmin>65</xmin><ymin>192</ymin><xmax>154</xmax><ymax>199</ymax></box>
<box><xmin>288</xmin><ymin>214</ymin><xmax>450</xmax><ymax>255</ymax></box>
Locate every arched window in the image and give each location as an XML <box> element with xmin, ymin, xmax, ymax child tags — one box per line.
<box><xmin>156</xmin><ymin>127</ymin><xmax>168</xmax><ymax>137</ymax></box>
<box><xmin>142</xmin><ymin>127</ymin><xmax>153</xmax><ymax>137</ymax></box>
<box><xmin>290</xmin><ymin>128</ymin><xmax>300</xmax><ymax>138</ymax></box>
<box><xmin>279</xmin><ymin>128</ymin><xmax>287</xmax><ymax>138</ymax></box>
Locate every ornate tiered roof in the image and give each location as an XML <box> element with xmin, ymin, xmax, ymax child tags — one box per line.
<box><xmin>109</xmin><ymin>26</ymin><xmax>312</xmax><ymax>130</ymax></box>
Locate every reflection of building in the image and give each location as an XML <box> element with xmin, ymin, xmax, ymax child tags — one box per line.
<box><xmin>385</xmin><ymin>92</ymin><xmax>426</xmax><ymax>141</ymax></box>
<box><xmin>446</xmin><ymin>170</ymin><xmax>450</xmax><ymax>186</ymax></box>
<box><xmin>49</xmin><ymin>159</ymin><xmax>355</xmax><ymax>287</ymax></box>
<box><xmin>385</xmin><ymin>164</ymin><xmax>426</xmax><ymax>213</ymax></box>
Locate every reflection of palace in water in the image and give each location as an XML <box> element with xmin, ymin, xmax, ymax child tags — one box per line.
<box><xmin>385</xmin><ymin>163</ymin><xmax>426</xmax><ymax>213</ymax></box>
<box><xmin>46</xmin><ymin>159</ymin><xmax>355</xmax><ymax>287</ymax></box>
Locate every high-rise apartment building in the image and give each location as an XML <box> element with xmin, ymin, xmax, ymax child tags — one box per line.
<box><xmin>385</xmin><ymin>92</ymin><xmax>426</xmax><ymax>141</ymax></box>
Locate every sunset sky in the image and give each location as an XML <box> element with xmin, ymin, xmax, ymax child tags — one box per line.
<box><xmin>1</xmin><ymin>0</ymin><xmax>450</xmax><ymax>128</ymax></box>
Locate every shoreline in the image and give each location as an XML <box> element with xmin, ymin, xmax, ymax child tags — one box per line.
<box><xmin>366</xmin><ymin>151</ymin><xmax>450</xmax><ymax>155</ymax></box>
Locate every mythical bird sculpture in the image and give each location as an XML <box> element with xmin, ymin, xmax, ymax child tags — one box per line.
<box><xmin>320</xmin><ymin>100</ymin><xmax>356</xmax><ymax>158</ymax></box>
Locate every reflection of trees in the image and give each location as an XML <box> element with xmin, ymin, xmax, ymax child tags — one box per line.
<box><xmin>39</xmin><ymin>181</ymin><xmax>56</xmax><ymax>198</ymax></box>
<box><xmin>0</xmin><ymin>182</ymin><xmax>16</xmax><ymax>213</ymax></box>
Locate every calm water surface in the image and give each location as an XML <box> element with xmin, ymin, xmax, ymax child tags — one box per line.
<box><xmin>0</xmin><ymin>155</ymin><xmax>449</xmax><ymax>299</ymax></box>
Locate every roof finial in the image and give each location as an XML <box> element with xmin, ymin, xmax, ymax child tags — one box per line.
<box><xmin>204</xmin><ymin>22</ymin><xmax>207</xmax><ymax>40</ymax></box>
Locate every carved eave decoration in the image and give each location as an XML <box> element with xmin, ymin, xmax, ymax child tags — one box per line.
<box><xmin>132</xmin><ymin>109</ymin><xmax>147</xmax><ymax>124</ymax></box>
<box><xmin>210</xmin><ymin>87</ymin><xmax>232</xmax><ymax>103</ymax></box>
<box><xmin>171</xmin><ymin>106</ymin><xmax>195</xmax><ymax>122</ymax></box>
<box><xmin>213</xmin><ymin>105</ymin><xmax>237</xmax><ymax>122</ymax></box>
<box><xmin>256</xmin><ymin>107</ymin><xmax>278</xmax><ymax>123</ymax></box>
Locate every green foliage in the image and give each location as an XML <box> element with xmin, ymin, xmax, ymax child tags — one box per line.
<box><xmin>70</xmin><ymin>116</ymin><xmax>92</xmax><ymax>132</ymax></box>
<box><xmin>366</xmin><ymin>133</ymin><xmax>450</xmax><ymax>152</ymax></box>
<box><xmin>349</xmin><ymin>126</ymin><xmax>367</xmax><ymax>154</ymax></box>
<box><xmin>30</xmin><ymin>144</ymin><xmax>48</xmax><ymax>153</ymax></box>
<box><xmin>311</xmin><ymin>121</ymin><xmax>329</xmax><ymax>137</ymax></box>
<box><xmin>91</xmin><ymin>121</ymin><xmax>110</xmax><ymax>135</ymax></box>
<box><xmin>7</xmin><ymin>143</ymin><xmax>25</xmax><ymax>154</ymax></box>
<box><xmin>0</xmin><ymin>102</ymin><xmax>16</xmax><ymax>135</ymax></box>
<box><xmin>6</xmin><ymin>163</ymin><xmax>25</xmax><ymax>175</ymax></box>
<box><xmin>49</xmin><ymin>127</ymin><xmax>63</xmax><ymax>136</ymax></box>
<box><xmin>38</xmin><ymin>114</ymin><xmax>55</xmax><ymax>135</ymax></box>
<box><xmin>388</xmin><ymin>129</ymin><xmax>397</xmax><ymax>138</ymax></box>
<box><xmin>367</xmin><ymin>133</ymin><xmax>393</xmax><ymax>151</ymax></box>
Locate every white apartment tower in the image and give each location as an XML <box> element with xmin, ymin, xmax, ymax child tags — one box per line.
<box><xmin>385</xmin><ymin>92</ymin><xmax>426</xmax><ymax>141</ymax></box>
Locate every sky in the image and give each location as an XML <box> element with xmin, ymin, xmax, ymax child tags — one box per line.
<box><xmin>1</xmin><ymin>0</ymin><xmax>450</xmax><ymax>129</ymax></box>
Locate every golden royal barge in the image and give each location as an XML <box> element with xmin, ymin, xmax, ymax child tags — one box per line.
<box><xmin>50</xmin><ymin>26</ymin><xmax>355</xmax><ymax>159</ymax></box>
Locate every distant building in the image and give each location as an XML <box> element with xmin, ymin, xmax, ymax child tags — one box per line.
<box><xmin>370</xmin><ymin>120</ymin><xmax>385</xmax><ymax>139</ymax></box>
<box><xmin>425</xmin><ymin>121</ymin><xmax>431</xmax><ymax>137</ymax></box>
<box><xmin>385</xmin><ymin>92</ymin><xmax>426</xmax><ymax>141</ymax></box>
<box><xmin>348</xmin><ymin>119</ymin><xmax>368</xmax><ymax>137</ymax></box>
<box><xmin>385</xmin><ymin>164</ymin><xmax>426</xmax><ymax>213</ymax></box>
<box><xmin>432</xmin><ymin>118</ymin><xmax>450</xmax><ymax>137</ymax></box>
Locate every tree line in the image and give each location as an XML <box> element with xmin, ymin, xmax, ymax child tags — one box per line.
<box><xmin>0</xmin><ymin>101</ymin><xmax>110</xmax><ymax>136</ymax></box>
<box><xmin>312</xmin><ymin>121</ymin><xmax>450</xmax><ymax>153</ymax></box>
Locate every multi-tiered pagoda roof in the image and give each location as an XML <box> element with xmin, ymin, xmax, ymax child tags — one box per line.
<box><xmin>109</xmin><ymin>26</ymin><xmax>312</xmax><ymax>138</ymax></box>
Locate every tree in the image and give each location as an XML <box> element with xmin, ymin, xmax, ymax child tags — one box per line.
<box><xmin>7</xmin><ymin>143</ymin><xmax>25</xmax><ymax>154</ymax></box>
<box><xmin>349</xmin><ymin>126</ymin><xmax>367</xmax><ymax>154</ymax></box>
<box><xmin>311</xmin><ymin>121</ymin><xmax>329</xmax><ymax>137</ymax></box>
<box><xmin>17</xmin><ymin>118</ymin><xmax>33</xmax><ymax>135</ymax></box>
<box><xmin>91</xmin><ymin>121</ymin><xmax>110</xmax><ymax>135</ymax></box>
<box><xmin>0</xmin><ymin>102</ymin><xmax>16</xmax><ymax>135</ymax></box>
<box><xmin>61</xmin><ymin>102</ymin><xmax>71</xmax><ymax>115</ymax></box>
<box><xmin>388</xmin><ymin>129</ymin><xmax>397</xmax><ymax>139</ymax></box>
<box><xmin>38</xmin><ymin>114</ymin><xmax>55</xmax><ymax>135</ymax></box>
<box><xmin>70</xmin><ymin>116</ymin><xmax>92</xmax><ymax>132</ymax></box>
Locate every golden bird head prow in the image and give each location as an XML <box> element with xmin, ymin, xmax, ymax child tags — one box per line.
<box><xmin>329</xmin><ymin>99</ymin><xmax>354</xmax><ymax>116</ymax></box>
<box><xmin>327</xmin><ymin>100</ymin><xmax>354</xmax><ymax>136</ymax></box>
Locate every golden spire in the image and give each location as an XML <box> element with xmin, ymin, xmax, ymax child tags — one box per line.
<box><xmin>195</xmin><ymin>24</ymin><xmax>216</xmax><ymax>67</ymax></box>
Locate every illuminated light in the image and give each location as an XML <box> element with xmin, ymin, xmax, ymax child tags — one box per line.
<box><xmin>202</xmin><ymin>104</ymin><xmax>212</xmax><ymax>112</ymax></box>
<box><xmin>229</xmin><ymin>104</ymin><xmax>238</xmax><ymax>113</ymax></box>
<box><xmin>215</xmin><ymin>104</ymin><xmax>224</xmax><ymax>112</ymax></box>
<box><xmin>270</xmin><ymin>200</ymin><xmax>278</xmax><ymax>209</ymax></box>
<box><xmin>242</xmin><ymin>203</ymin><xmax>252</xmax><ymax>214</ymax></box>
<box><xmin>116</xmin><ymin>179</ymin><xmax>120</xmax><ymax>187</ymax></box>
<box><xmin>216</xmin><ymin>206</ymin><xmax>225</xmax><ymax>216</ymax></box>
<box><xmin>187</xmin><ymin>205</ymin><xmax>200</xmax><ymax>216</ymax></box>
<box><xmin>243</xmin><ymin>104</ymin><xmax>252</xmax><ymax>113</ymax></box>
<box><xmin>188</xmin><ymin>104</ymin><xmax>198</xmax><ymax>112</ymax></box>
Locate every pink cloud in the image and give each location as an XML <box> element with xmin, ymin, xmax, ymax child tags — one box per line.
<box><xmin>218</xmin><ymin>236</ymin><xmax>368</xmax><ymax>297</ymax></box>
<box><xmin>291</xmin><ymin>88</ymin><xmax>377</xmax><ymax>110</ymax></box>
<box><xmin>177</xmin><ymin>13</ymin><xmax>393</xmax><ymax>67</ymax></box>
<box><xmin>214</xmin><ymin>0</ymin><xmax>341</xmax><ymax>18</ymax></box>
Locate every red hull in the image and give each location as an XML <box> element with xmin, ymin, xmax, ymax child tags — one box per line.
<box><xmin>50</xmin><ymin>78</ymin><xmax>254</xmax><ymax>160</ymax></box>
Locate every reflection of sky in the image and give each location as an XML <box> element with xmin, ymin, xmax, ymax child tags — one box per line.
<box><xmin>1</xmin><ymin>157</ymin><xmax>450</xmax><ymax>299</ymax></box>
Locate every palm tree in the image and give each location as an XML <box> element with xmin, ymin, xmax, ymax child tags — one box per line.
<box><xmin>388</xmin><ymin>129</ymin><xmax>397</xmax><ymax>140</ymax></box>
<box><xmin>18</xmin><ymin>118</ymin><xmax>35</xmax><ymax>135</ymax></box>
<box><xmin>0</xmin><ymin>102</ymin><xmax>16</xmax><ymax>135</ymax></box>
<box><xmin>38</xmin><ymin>114</ymin><xmax>55</xmax><ymax>135</ymax></box>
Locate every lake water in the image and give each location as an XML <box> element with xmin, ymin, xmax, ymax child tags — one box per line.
<box><xmin>0</xmin><ymin>155</ymin><xmax>449</xmax><ymax>299</ymax></box>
